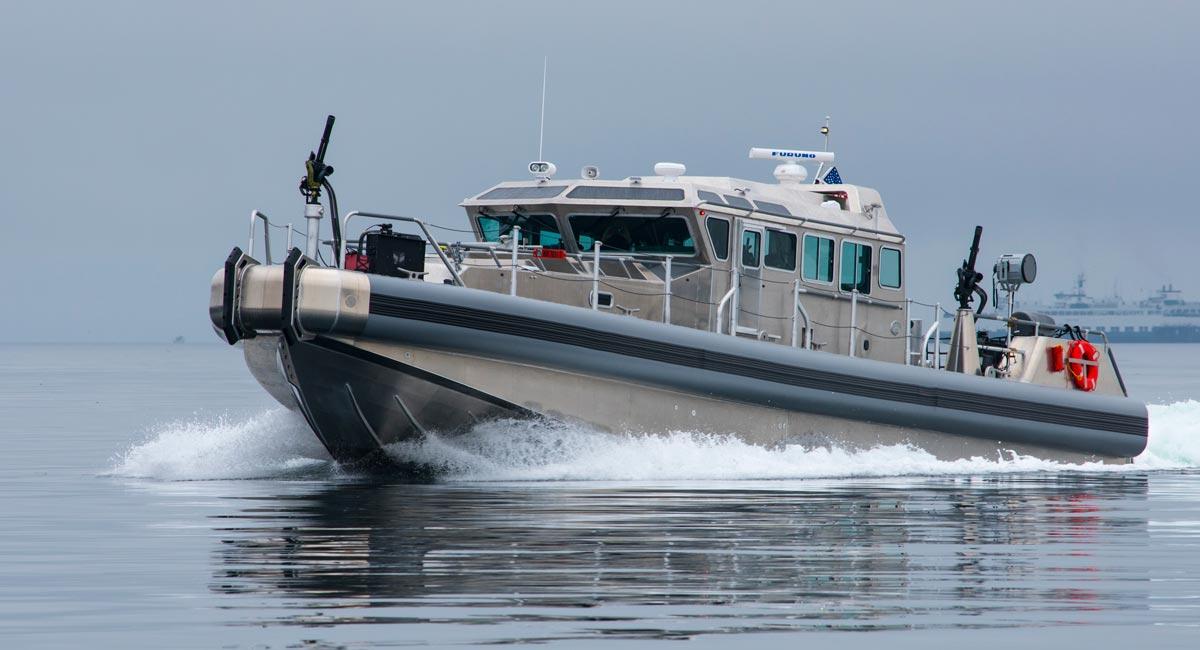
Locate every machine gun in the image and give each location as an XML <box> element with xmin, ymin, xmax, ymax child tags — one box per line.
<box><xmin>953</xmin><ymin>225</ymin><xmax>989</xmax><ymax>315</ymax></box>
<box><xmin>300</xmin><ymin>115</ymin><xmax>336</xmax><ymax>202</ymax></box>
<box><xmin>298</xmin><ymin>115</ymin><xmax>342</xmax><ymax>265</ymax></box>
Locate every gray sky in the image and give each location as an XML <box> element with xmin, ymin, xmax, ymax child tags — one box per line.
<box><xmin>2</xmin><ymin>0</ymin><xmax>1197</xmax><ymax>342</ymax></box>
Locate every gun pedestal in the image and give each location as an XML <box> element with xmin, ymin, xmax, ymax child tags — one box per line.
<box><xmin>304</xmin><ymin>203</ymin><xmax>325</xmax><ymax>259</ymax></box>
<box><xmin>945</xmin><ymin>225</ymin><xmax>989</xmax><ymax>375</ymax></box>
<box><xmin>946</xmin><ymin>308</ymin><xmax>982</xmax><ymax>375</ymax></box>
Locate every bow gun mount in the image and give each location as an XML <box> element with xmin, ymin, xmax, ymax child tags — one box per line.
<box><xmin>298</xmin><ymin>115</ymin><xmax>342</xmax><ymax>264</ymax></box>
<box><xmin>300</xmin><ymin>115</ymin><xmax>336</xmax><ymax>202</ymax></box>
<box><xmin>953</xmin><ymin>225</ymin><xmax>989</xmax><ymax>315</ymax></box>
<box><xmin>945</xmin><ymin>225</ymin><xmax>990</xmax><ymax>375</ymax></box>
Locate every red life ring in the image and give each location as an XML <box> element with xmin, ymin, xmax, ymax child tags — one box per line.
<box><xmin>1068</xmin><ymin>339</ymin><xmax>1100</xmax><ymax>392</ymax></box>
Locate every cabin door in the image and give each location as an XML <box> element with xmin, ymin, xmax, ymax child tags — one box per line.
<box><xmin>736</xmin><ymin>221</ymin><xmax>765</xmax><ymax>334</ymax></box>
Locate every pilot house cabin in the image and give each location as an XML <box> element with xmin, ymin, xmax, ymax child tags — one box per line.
<box><xmin>441</xmin><ymin>163</ymin><xmax>909</xmax><ymax>364</ymax></box>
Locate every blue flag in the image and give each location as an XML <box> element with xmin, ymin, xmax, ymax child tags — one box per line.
<box><xmin>820</xmin><ymin>166</ymin><xmax>842</xmax><ymax>184</ymax></box>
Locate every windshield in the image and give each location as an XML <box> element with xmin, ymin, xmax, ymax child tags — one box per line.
<box><xmin>475</xmin><ymin>212</ymin><xmax>563</xmax><ymax>247</ymax></box>
<box><xmin>568</xmin><ymin>212</ymin><xmax>695</xmax><ymax>255</ymax></box>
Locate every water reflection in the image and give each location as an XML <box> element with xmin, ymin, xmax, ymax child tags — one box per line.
<box><xmin>209</xmin><ymin>474</ymin><xmax>1152</xmax><ymax>639</ymax></box>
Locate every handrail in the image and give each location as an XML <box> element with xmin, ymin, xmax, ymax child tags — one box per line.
<box><xmin>979</xmin><ymin>344</ymin><xmax>1026</xmax><ymax>360</ymax></box>
<box><xmin>715</xmin><ymin>269</ymin><xmax>739</xmax><ymax>335</ymax></box>
<box><xmin>791</xmin><ymin>279</ymin><xmax>811</xmax><ymax>349</ymax></box>
<box><xmin>663</xmin><ymin>255</ymin><xmax>673</xmax><ymax>324</ymax></box>
<box><xmin>509</xmin><ymin>226</ymin><xmax>520</xmax><ymax>296</ymax></box>
<box><xmin>904</xmin><ymin>299</ymin><xmax>912</xmax><ymax>365</ymax></box>
<box><xmin>248</xmin><ymin>210</ymin><xmax>273</xmax><ymax>264</ymax></box>
<box><xmin>919</xmin><ymin>320</ymin><xmax>940</xmax><ymax>368</ymax></box>
<box><xmin>848</xmin><ymin>289</ymin><xmax>859</xmax><ymax>358</ymax></box>
<box><xmin>341</xmin><ymin>211</ymin><xmax>464</xmax><ymax>286</ymax></box>
<box><xmin>975</xmin><ymin>312</ymin><xmax>1113</xmax><ymax>348</ymax></box>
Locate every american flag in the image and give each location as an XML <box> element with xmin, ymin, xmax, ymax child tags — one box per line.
<box><xmin>820</xmin><ymin>166</ymin><xmax>842</xmax><ymax>184</ymax></box>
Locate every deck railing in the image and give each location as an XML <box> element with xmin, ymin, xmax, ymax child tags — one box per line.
<box><xmin>249</xmin><ymin>209</ymin><xmax>1108</xmax><ymax>368</ymax></box>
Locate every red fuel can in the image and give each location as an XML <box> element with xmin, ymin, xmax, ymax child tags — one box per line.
<box><xmin>344</xmin><ymin>252</ymin><xmax>369</xmax><ymax>271</ymax></box>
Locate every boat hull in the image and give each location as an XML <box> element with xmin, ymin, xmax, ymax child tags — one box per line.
<box><xmin>219</xmin><ymin>257</ymin><xmax>1150</xmax><ymax>466</ymax></box>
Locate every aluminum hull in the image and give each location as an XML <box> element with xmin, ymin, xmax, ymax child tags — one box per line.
<box><xmin>232</xmin><ymin>267</ymin><xmax>1149</xmax><ymax>466</ymax></box>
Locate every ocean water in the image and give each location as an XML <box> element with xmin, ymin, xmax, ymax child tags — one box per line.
<box><xmin>2</xmin><ymin>343</ymin><xmax>1199</xmax><ymax>648</ymax></box>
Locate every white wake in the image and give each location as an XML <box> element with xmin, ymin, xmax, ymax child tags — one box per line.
<box><xmin>110</xmin><ymin>401</ymin><xmax>1200</xmax><ymax>482</ymax></box>
<box><xmin>110</xmin><ymin>408</ymin><xmax>334</xmax><ymax>480</ymax></box>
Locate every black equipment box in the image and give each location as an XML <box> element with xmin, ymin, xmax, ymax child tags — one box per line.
<box><xmin>364</xmin><ymin>227</ymin><xmax>426</xmax><ymax>278</ymax></box>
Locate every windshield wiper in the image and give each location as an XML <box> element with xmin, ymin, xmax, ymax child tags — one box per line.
<box><xmin>627</xmin><ymin>208</ymin><xmax>675</xmax><ymax>240</ymax></box>
<box><xmin>590</xmin><ymin>206</ymin><xmax>624</xmax><ymax>247</ymax></box>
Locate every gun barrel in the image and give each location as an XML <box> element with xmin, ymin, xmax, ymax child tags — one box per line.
<box><xmin>315</xmin><ymin>115</ymin><xmax>335</xmax><ymax>163</ymax></box>
<box><xmin>965</xmin><ymin>225</ymin><xmax>983</xmax><ymax>272</ymax></box>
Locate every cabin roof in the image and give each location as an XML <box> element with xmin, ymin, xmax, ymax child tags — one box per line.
<box><xmin>460</xmin><ymin>175</ymin><xmax>900</xmax><ymax>238</ymax></box>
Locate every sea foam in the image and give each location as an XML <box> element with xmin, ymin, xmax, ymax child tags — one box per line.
<box><xmin>110</xmin><ymin>401</ymin><xmax>1200</xmax><ymax>482</ymax></box>
<box><xmin>110</xmin><ymin>408</ymin><xmax>333</xmax><ymax>480</ymax></box>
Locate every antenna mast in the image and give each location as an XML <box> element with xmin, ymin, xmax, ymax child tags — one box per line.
<box><xmin>815</xmin><ymin>116</ymin><xmax>831</xmax><ymax>182</ymax></box>
<box><xmin>538</xmin><ymin>56</ymin><xmax>548</xmax><ymax>161</ymax></box>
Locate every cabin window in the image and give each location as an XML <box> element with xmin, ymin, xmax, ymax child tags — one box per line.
<box><xmin>880</xmin><ymin>247</ymin><xmax>902</xmax><ymax>289</ymax></box>
<box><xmin>476</xmin><ymin>185</ymin><xmax>567</xmax><ymax>200</ymax></box>
<box><xmin>764</xmin><ymin>229</ymin><xmax>797</xmax><ymax>271</ymax></box>
<box><xmin>840</xmin><ymin>240</ymin><xmax>872</xmax><ymax>294</ymax></box>
<box><xmin>741</xmin><ymin>229</ymin><xmax>762</xmax><ymax>268</ymax></box>
<box><xmin>754</xmin><ymin>201</ymin><xmax>792</xmax><ymax>217</ymax></box>
<box><xmin>705</xmin><ymin>216</ymin><xmax>730</xmax><ymax>261</ymax></box>
<box><xmin>698</xmin><ymin>190</ymin><xmax>725</xmax><ymax>205</ymax></box>
<box><xmin>566</xmin><ymin>186</ymin><xmax>685</xmax><ymax>201</ymax></box>
<box><xmin>568</xmin><ymin>213</ymin><xmax>695</xmax><ymax>254</ymax></box>
<box><xmin>802</xmin><ymin>234</ymin><xmax>835</xmax><ymax>283</ymax></box>
<box><xmin>724</xmin><ymin>194</ymin><xmax>754</xmax><ymax>210</ymax></box>
<box><xmin>476</xmin><ymin>212</ymin><xmax>562</xmax><ymax>247</ymax></box>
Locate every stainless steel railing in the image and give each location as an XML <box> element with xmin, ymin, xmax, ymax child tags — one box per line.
<box><xmin>340</xmin><ymin>211</ymin><xmax>464</xmax><ymax>287</ymax></box>
<box><xmin>331</xmin><ymin>212</ymin><xmax>954</xmax><ymax>358</ymax></box>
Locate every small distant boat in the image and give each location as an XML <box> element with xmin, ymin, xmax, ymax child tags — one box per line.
<box><xmin>209</xmin><ymin>116</ymin><xmax>1147</xmax><ymax>466</ymax></box>
<box><xmin>1022</xmin><ymin>275</ymin><xmax>1200</xmax><ymax>343</ymax></box>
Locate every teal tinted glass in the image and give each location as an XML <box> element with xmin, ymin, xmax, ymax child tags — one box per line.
<box><xmin>476</xmin><ymin>213</ymin><xmax>561</xmax><ymax>247</ymax></box>
<box><xmin>880</xmin><ymin>247</ymin><xmax>902</xmax><ymax>289</ymax></box>
<box><xmin>840</xmin><ymin>241</ymin><xmax>872</xmax><ymax>294</ymax></box>
<box><xmin>802</xmin><ymin>234</ymin><xmax>834</xmax><ymax>282</ymax></box>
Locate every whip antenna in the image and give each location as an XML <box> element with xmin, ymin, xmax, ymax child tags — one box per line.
<box><xmin>538</xmin><ymin>56</ymin><xmax>548</xmax><ymax>161</ymax></box>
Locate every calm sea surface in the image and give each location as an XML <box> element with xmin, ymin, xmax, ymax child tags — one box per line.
<box><xmin>2</xmin><ymin>343</ymin><xmax>1199</xmax><ymax>648</ymax></box>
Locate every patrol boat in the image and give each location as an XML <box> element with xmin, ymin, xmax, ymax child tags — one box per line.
<box><xmin>210</xmin><ymin>117</ymin><xmax>1148</xmax><ymax>466</ymax></box>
